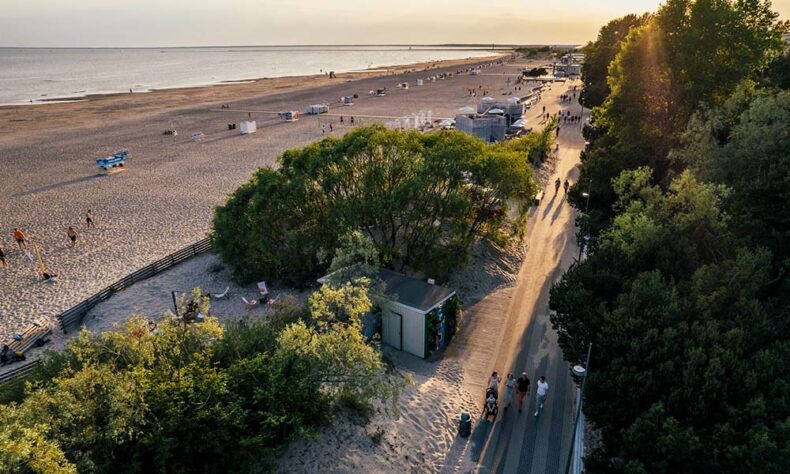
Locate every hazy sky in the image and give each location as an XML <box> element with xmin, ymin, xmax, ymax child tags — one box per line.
<box><xmin>1</xmin><ymin>0</ymin><xmax>788</xmax><ymax>47</ymax></box>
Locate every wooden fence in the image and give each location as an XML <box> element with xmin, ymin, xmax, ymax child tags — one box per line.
<box><xmin>1</xmin><ymin>237</ymin><xmax>212</xmax><ymax>392</ymax></box>
<box><xmin>58</xmin><ymin>237</ymin><xmax>212</xmax><ymax>333</ymax></box>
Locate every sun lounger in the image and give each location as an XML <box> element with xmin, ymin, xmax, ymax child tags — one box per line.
<box><xmin>212</xmin><ymin>286</ymin><xmax>230</xmax><ymax>299</ymax></box>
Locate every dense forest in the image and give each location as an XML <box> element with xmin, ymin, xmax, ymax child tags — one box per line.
<box><xmin>550</xmin><ymin>0</ymin><xmax>789</xmax><ymax>472</ymax></box>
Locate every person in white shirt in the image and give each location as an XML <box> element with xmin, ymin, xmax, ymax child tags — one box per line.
<box><xmin>535</xmin><ymin>376</ymin><xmax>549</xmax><ymax>417</ymax></box>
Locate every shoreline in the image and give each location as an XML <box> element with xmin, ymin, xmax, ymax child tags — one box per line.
<box><xmin>0</xmin><ymin>52</ymin><xmax>507</xmax><ymax>109</ymax></box>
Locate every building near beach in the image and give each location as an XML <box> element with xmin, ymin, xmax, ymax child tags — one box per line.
<box><xmin>455</xmin><ymin>112</ymin><xmax>507</xmax><ymax>143</ymax></box>
<box><xmin>319</xmin><ymin>268</ymin><xmax>459</xmax><ymax>359</ymax></box>
<box><xmin>476</xmin><ymin>97</ymin><xmax>524</xmax><ymax>126</ymax></box>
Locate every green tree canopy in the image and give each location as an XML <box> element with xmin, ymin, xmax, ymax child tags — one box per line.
<box><xmin>212</xmin><ymin>126</ymin><xmax>539</xmax><ymax>285</ymax></box>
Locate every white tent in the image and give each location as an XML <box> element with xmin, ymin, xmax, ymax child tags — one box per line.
<box><xmin>510</xmin><ymin>118</ymin><xmax>528</xmax><ymax>128</ymax></box>
<box><xmin>507</xmin><ymin>97</ymin><xmax>521</xmax><ymax>104</ymax></box>
<box><xmin>240</xmin><ymin>121</ymin><xmax>257</xmax><ymax>134</ymax></box>
<box><xmin>305</xmin><ymin>104</ymin><xmax>328</xmax><ymax>115</ymax></box>
<box><xmin>487</xmin><ymin>108</ymin><xmax>505</xmax><ymax>115</ymax></box>
<box><xmin>481</xmin><ymin>96</ymin><xmax>495</xmax><ymax>103</ymax></box>
<box><xmin>439</xmin><ymin>119</ymin><xmax>455</xmax><ymax>127</ymax></box>
<box><xmin>458</xmin><ymin>106</ymin><xmax>475</xmax><ymax>115</ymax></box>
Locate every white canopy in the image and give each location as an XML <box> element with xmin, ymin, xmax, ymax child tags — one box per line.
<box><xmin>487</xmin><ymin>108</ymin><xmax>505</xmax><ymax>115</ymax></box>
<box><xmin>481</xmin><ymin>96</ymin><xmax>495</xmax><ymax>102</ymax></box>
<box><xmin>458</xmin><ymin>106</ymin><xmax>475</xmax><ymax>115</ymax></box>
<box><xmin>510</xmin><ymin>118</ymin><xmax>528</xmax><ymax>128</ymax></box>
<box><xmin>439</xmin><ymin>119</ymin><xmax>455</xmax><ymax>127</ymax></box>
<box><xmin>507</xmin><ymin>97</ymin><xmax>521</xmax><ymax>104</ymax></box>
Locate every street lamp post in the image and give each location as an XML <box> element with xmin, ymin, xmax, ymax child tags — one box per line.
<box><xmin>578</xmin><ymin>180</ymin><xmax>592</xmax><ymax>261</ymax></box>
<box><xmin>565</xmin><ymin>342</ymin><xmax>593</xmax><ymax>474</ymax></box>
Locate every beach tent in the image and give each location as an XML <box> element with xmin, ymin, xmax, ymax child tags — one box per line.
<box><xmin>304</xmin><ymin>104</ymin><xmax>328</xmax><ymax>115</ymax></box>
<box><xmin>507</xmin><ymin>97</ymin><xmax>521</xmax><ymax>104</ymax></box>
<box><xmin>458</xmin><ymin>106</ymin><xmax>475</xmax><ymax>115</ymax></box>
<box><xmin>240</xmin><ymin>121</ymin><xmax>257</xmax><ymax>134</ymax></box>
<box><xmin>487</xmin><ymin>108</ymin><xmax>505</xmax><ymax>115</ymax></box>
<box><xmin>481</xmin><ymin>96</ymin><xmax>495</xmax><ymax>103</ymax></box>
<box><xmin>439</xmin><ymin>119</ymin><xmax>455</xmax><ymax>128</ymax></box>
<box><xmin>416</xmin><ymin>79</ymin><xmax>424</xmax><ymax>86</ymax></box>
<box><xmin>509</xmin><ymin>118</ymin><xmax>528</xmax><ymax>129</ymax></box>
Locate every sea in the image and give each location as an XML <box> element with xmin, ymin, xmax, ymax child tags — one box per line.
<box><xmin>0</xmin><ymin>46</ymin><xmax>497</xmax><ymax>105</ymax></box>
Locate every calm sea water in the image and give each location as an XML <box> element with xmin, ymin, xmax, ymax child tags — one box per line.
<box><xmin>0</xmin><ymin>46</ymin><xmax>496</xmax><ymax>105</ymax></box>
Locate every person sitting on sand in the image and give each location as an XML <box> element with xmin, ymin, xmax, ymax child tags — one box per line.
<box><xmin>86</xmin><ymin>210</ymin><xmax>94</xmax><ymax>228</ymax></box>
<box><xmin>13</xmin><ymin>228</ymin><xmax>27</xmax><ymax>250</ymax></box>
<box><xmin>67</xmin><ymin>226</ymin><xmax>78</xmax><ymax>246</ymax></box>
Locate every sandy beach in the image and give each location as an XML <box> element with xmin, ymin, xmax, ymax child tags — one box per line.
<box><xmin>0</xmin><ymin>52</ymin><xmax>545</xmax><ymax>342</ymax></box>
<box><xmin>0</xmin><ymin>49</ymin><xmax>579</xmax><ymax>473</ymax></box>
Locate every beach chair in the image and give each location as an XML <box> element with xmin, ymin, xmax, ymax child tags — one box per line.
<box><xmin>241</xmin><ymin>297</ymin><xmax>258</xmax><ymax>310</ymax></box>
<box><xmin>212</xmin><ymin>286</ymin><xmax>230</xmax><ymax>299</ymax></box>
<box><xmin>257</xmin><ymin>281</ymin><xmax>269</xmax><ymax>297</ymax></box>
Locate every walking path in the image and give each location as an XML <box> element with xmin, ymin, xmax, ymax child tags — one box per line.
<box><xmin>468</xmin><ymin>81</ymin><xmax>587</xmax><ymax>473</ymax></box>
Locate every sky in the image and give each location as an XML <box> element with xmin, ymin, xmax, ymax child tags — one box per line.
<box><xmin>0</xmin><ymin>0</ymin><xmax>788</xmax><ymax>47</ymax></box>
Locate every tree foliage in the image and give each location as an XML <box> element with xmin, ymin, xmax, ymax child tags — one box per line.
<box><xmin>571</xmin><ymin>0</ymin><xmax>783</xmax><ymax>220</ymax></box>
<box><xmin>552</xmin><ymin>2</ymin><xmax>789</xmax><ymax>472</ymax></box>
<box><xmin>581</xmin><ymin>13</ymin><xmax>650</xmax><ymax>109</ymax></box>
<box><xmin>212</xmin><ymin>126</ymin><xmax>539</xmax><ymax>285</ymax></box>
<box><xmin>0</xmin><ymin>288</ymin><xmax>395</xmax><ymax>474</ymax></box>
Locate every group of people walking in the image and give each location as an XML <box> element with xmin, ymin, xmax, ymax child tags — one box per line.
<box><xmin>488</xmin><ymin>371</ymin><xmax>550</xmax><ymax>417</ymax></box>
<box><xmin>0</xmin><ymin>210</ymin><xmax>95</xmax><ymax>278</ymax></box>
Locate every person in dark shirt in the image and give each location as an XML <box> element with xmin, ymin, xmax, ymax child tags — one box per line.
<box><xmin>516</xmin><ymin>372</ymin><xmax>531</xmax><ymax>414</ymax></box>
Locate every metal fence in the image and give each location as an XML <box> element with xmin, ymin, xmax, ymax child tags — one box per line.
<box><xmin>0</xmin><ymin>238</ymin><xmax>212</xmax><ymax>392</ymax></box>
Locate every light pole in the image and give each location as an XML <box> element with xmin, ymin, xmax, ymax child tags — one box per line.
<box><xmin>565</xmin><ymin>342</ymin><xmax>593</xmax><ymax>474</ymax></box>
<box><xmin>578</xmin><ymin>180</ymin><xmax>591</xmax><ymax>261</ymax></box>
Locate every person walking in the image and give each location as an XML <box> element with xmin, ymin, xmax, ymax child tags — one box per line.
<box><xmin>555</xmin><ymin>177</ymin><xmax>561</xmax><ymax>194</ymax></box>
<box><xmin>563</xmin><ymin>179</ymin><xmax>570</xmax><ymax>194</ymax></box>
<box><xmin>13</xmin><ymin>228</ymin><xmax>27</xmax><ymax>250</ymax></box>
<box><xmin>534</xmin><ymin>376</ymin><xmax>549</xmax><ymax>416</ymax></box>
<box><xmin>488</xmin><ymin>371</ymin><xmax>501</xmax><ymax>396</ymax></box>
<box><xmin>85</xmin><ymin>210</ymin><xmax>94</xmax><ymax>228</ymax></box>
<box><xmin>516</xmin><ymin>372</ymin><xmax>530</xmax><ymax>413</ymax></box>
<box><xmin>66</xmin><ymin>226</ymin><xmax>78</xmax><ymax>246</ymax></box>
<box><xmin>503</xmin><ymin>373</ymin><xmax>516</xmax><ymax>409</ymax></box>
<box><xmin>0</xmin><ymin>245</ymin><xmax>7</xmax><ymax>269</ymax></box>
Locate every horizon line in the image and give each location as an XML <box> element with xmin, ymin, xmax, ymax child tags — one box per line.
<box><xmin>0</xmin><ymin>43</ymin><xmax>583</xmax><ymax>50</ymax></box>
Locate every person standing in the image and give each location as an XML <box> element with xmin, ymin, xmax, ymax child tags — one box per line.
<box><xmin>0</xmin><ymin>245</ymin><xmax>7</xmax><ymax>269</ymax></box>
<box><xmin>563</xmin><ymin>179</ymin><xmax>570</xmax><ymax>194</ymax></box>
<box><xmin>67</xmin><ymin>226</ymin><xmax>78</xmax><ymax>246</ymax></box>
<box><xmin>13</xmin><ymin>228</ymin><xmax>27</xmax><ymax>250</ymax></box>
<box><xmin>516</xmin><ymin>372</ymin><xmax>530</xmax><ymax>413</ymax></box>
<box><xmin>85</xmin><ymin>210</ymin><xmax>94</xmax><ymax>228</ymax></box>
<box><xmin>503</xmin><ymin>373</ymin><xmax>516</xmax><ymax>409</ymax></box>
<box><xmin>535</xmin><ymin>376</ymin><xmax>549</xmax><ymax>417</ymax></box>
